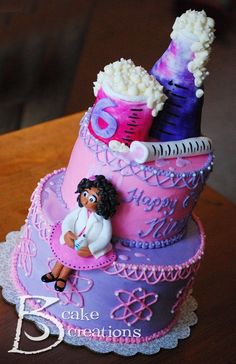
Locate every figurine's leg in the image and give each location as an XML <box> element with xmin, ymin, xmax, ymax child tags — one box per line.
<box><xmin>41</xmin><ymin>261</ymin><xmax>63</xmax><ymax>283</ymax></box>
<box><xmin>55</xmin><ymin>266</ymin><xmax>72</xmax><ymax>291</ymax></box>
<box><xmin>51</xmin><ymin>261</ymin><xmax>64</xmax><ymax>277</ymax></box>
<box><xmin>59</xmin><ymin>266</ymin><xmax>72</xmax><ymax>279</ymax></box>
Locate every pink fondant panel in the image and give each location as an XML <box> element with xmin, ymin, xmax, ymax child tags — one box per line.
<box><xmin>50</xmin><ymin>223</ymin><xmax>116</xmax><ymax>270</ymax></box>
<box><xmin>88</xmin><ymin>87</ymin><xmax>153</xmax><ymax>146</ymax></box>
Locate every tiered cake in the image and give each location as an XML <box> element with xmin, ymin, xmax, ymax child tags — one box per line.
<box><xmin>11</xmin><ymin>10</ymin><xmax>215</xmax><ymax>349</ymax></box>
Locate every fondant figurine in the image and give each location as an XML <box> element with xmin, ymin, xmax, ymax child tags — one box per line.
<box><xmin>41</xmin><ymin>175</ymin><xmax>119</xmax><ymax>292</ymax></box>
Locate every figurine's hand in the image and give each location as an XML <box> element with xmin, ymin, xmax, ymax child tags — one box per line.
<box><xmin>64</xmin><ymin>231</ymin><xmax>76</xmax><ymax>248</ymax></box>
<box><xmin>78</xmin><ymin>247</ymin><xmax>92</xmax><ymax>257</ymax></box>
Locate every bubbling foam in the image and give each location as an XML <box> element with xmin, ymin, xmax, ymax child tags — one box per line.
<box><xmin>170</xmin><ymin>9</ymin><xmax>215</xmax><ymax>92</ymax></box>
<box><xmin>93</xmin><ymin>58</ymin><xmax>167</xmax><ymax>117</ymax></box>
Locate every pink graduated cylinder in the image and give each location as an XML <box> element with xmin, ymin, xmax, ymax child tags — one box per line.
<box><xmin>88</xmin><ymin>87</ymin><xmax>154</xmax><ymax>146</ymax></box>
<box><xmin>50</xmin><ymin>223</ymin><xmax>116</xmax><ymax>270</ymax></box>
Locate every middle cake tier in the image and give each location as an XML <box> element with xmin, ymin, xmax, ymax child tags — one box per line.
<box><xmin>61</xmin><ymin>110</ymin><xmax>213</xmax><ymax>249</ymax></box>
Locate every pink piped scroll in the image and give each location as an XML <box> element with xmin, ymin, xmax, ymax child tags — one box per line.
<box><xmin>88</xmin><ymin>87</ymin><xmax>153</xmax><ymax>146</ymax></box>
<box><xmin>18</xmin><ymin>225</ymin><xmax>37</xmax><ymax>277</ymax></box>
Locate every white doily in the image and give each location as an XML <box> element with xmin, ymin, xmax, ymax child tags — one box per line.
<box><xmin>0</xmin><ymin>229</ymin><xmax>198</xmax><ymax>356</ymax></box>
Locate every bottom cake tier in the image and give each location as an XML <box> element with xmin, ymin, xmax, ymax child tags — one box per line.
<box><xmin>11</xmin><ymin>169</ymin><xmax>205</xmax><ymax>344</ymax></box>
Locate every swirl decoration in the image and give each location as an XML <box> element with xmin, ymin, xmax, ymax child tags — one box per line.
<box><xmin>18</xmin><ymin>225</ymin><xmax>37</xmax><ymax>277</ymax></box>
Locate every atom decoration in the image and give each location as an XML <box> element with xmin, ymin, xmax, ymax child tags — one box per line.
<box><xmin>43</xmin><ymin>258</ymin><xmax>94</xmax><ymax>307</ymax></box>
<box><xmin>110</xmin><ymin>287</ymin><xmax>158</xmax><ymax>326</ymax></box>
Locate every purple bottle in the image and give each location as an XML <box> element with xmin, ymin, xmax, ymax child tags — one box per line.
<box><xmin>150</xmin><ymin>10</ymin><xmax>215</xmax><ymax>142</ymax></box>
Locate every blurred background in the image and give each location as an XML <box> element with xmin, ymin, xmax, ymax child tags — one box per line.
<box><xmin>0</xmin><ymin>0</ymin><xmax>235</xmax><ymax>202</ymax></box>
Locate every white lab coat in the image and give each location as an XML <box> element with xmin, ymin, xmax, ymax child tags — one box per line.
<box><xmin>59</xmin><ymin>206</ymin><xmax>112</xmax><ymax>259</ymax></box>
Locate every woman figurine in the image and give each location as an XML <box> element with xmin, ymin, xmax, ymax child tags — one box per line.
<box><xmin>41</xmin><ymin>175</ymin><xmax>119</xmax><ymax>292</ymax></box>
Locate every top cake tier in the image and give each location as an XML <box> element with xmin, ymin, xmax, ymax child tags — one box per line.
<box><xmin>61</xmin><ymin>10</ymin><xmax>215</xmax><ymax>249</ymax></box>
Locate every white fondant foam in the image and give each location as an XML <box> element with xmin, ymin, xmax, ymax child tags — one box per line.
<box><xmin>170</xmin><ymin>10</ymin><xmax>215</xmax><ymax>91</ymax></box>
<box><xmin>109</xmin><ymin>140</ymin><xmax>130</xmax><ymax>153</ymax></box>
<box><xmin>93</xmin><ymin>58</ymin><xmax>167</xmax><ymax>116</ymax></box>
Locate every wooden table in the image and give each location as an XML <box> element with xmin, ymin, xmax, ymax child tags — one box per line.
<box><xmin>0</xmin><ymin>112</ymin><xmax>235</xmax><ymax>364</ymax></box>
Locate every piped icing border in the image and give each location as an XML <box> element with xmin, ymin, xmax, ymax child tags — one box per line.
<box><xmin>102</xmin><ymin>214</ymin><xmax>205</xmax><ymax>285</ymax></box>
<box><xmin>27</xmin><ymin>168</ymin><xmax>66</xmax><ymax>242</ymax></box>
<box><xmin>113</xmin><ymin>228</ymin><xmax>185</xmax><ymax>249</ymax></box>
<box><xmin>80</xmin><ymin>109</ymin><xmax>214</xmax><ymax>189</ymax></box>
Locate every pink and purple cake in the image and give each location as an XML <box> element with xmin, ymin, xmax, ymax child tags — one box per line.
<box><xmin>8</xmin><ymin>10</ymin><xmax>215</xmax><ymax>354</ymax></box>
